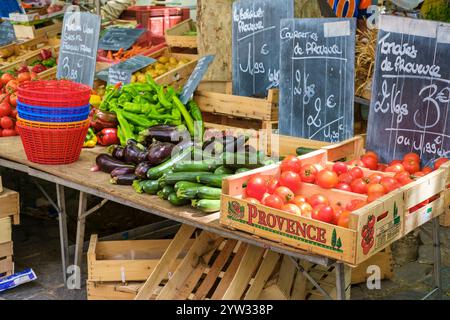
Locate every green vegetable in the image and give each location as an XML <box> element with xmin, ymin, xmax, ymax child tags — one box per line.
<box><xmin>168</xmin><ymin>192</ymin><xmax>190</xmax><ymax>206</ymax></box>
<box><xmin>172</xmin><ymin>160</ymin><xmax>219</xmax><ymax>173</ymax></box>
<box><xmin>157</xmin><ymin>185</ymin><xmax>175</xmax><ymax>200</ymax></box>
<box><xmin>115</xmin><ymin>109</ymin><xmax>135</xmax><ymax>145</ymax></box>
<box><xmin>196</xmin><ymin>174</ymin><xmax>230</xmax><ymax>188</ymax></box>
<box><xmin>147</xmin><ymin>146</ymin><xmax>193</xmax><ymax>180</ymax></box>
<box><xmin>214</xmin><ymin>166</ymin><xmax>234</xmax><ymax>175</ymax></box>
<box><xmin>99</xmin><ymin>82</ymin><xmax>122</xmax><ymax>111</ymax></box>
<box><xmin>173</xmin><ymin>96</ymin><xmax>195</xmax><ymax>137</ymax></box>
<box><xmin>222</xmin><ymin>152</ymin><xmax>265</xmax><ymax>170</ymax></box>
<box><xmin>160</xmin><ymin>172</ymin><xmax>213</xmax><ymax>185</ymax></box>
<box><xmin>42</xmin><ymin>57</ymin><xmax>57</xmax><ymax>68</ymax></box>
<box><xmin>234</xmin><ymin>168</ymin><xmax>250</xmax><ymax>174</ymax></box>
<box><xmin>191</xmin><ymin>199</ymin><xmax>221</xmax><ymax>213</ymax></box>
<box><xmin>188</xmin><ymin>100</ymin><xmax>204</xmax><ymax>141</ymax></box>
<box><xmin>174</xmin><ymin>181</ymin><xmax>203</xmax><ymax>192</ymax></box>
<box><xmin>122</xmin><ymin>110</ymin><xmax>157</xmax><ymax>128</ymax></box>
<box><xmin>177</xmin><ymin>186</ymin><xmax>222</xmax><ymax>200</ymax></box>
<box><xmin>296</xmin><ymin>147</ymin><xmax>317</xmax><ymax>156</ymax></box>
<box><xmin>142</xmin><ymin>180</ymin><xmax>162</xmax><ymax>195</ymax></box>
<box><xmin>116</xmin><ymin>125</ymin><xmax>125</xmax><ymax>146</ymax></box>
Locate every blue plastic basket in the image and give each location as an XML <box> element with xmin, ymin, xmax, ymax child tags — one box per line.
<box><xmin>17</xmin><ymin>102</ymin><xmax>90</xmax><ymax>123</ymax></box>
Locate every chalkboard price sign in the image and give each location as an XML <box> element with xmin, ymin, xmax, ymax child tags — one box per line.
<box><xmin>366</xmin><ymin>16</ymin><xmax>450</xmax><ymax>167</ymax></box>
<box><xmin>96</xmin><ymin>55</ymin><xmax>157</xmax><ymax>82</ymax></box>
<box><xmin>179</xmin><ymin>55</ymin><xmax>214</xmax><ymax>104</ymax></box>
<box><xmin>232</xmin><ymin>0</ymin><xmax>294</xmax><ymax>98</ymax></box>
<box><xmin>0</xmin><ymin>21</ymin><xmax>16</xmax><ymax>46</ymax></box>
<box><xmin>278</xmin><ymin>18</ymin><xmax>356</xmax><ymax>143</ymax></box>
<box><xmin>57</xmin><ymin>10</ymin><xmax>101</xmax><ymax>87</ymax></box>
<box><xmin>98</xmin><ymin>28</ymin><xmax>145</xmax><ymax>51</ymax></box>
<box><xmin>108</xmin><ymin>64</ymin><xmax>132</xmax><ymax>86</ymax></box>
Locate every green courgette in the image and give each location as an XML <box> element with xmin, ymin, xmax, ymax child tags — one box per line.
<box><xmin>132</xmin><ymin>180</ymin><xmax>161</xmax><ymax>194</ymax></box>
<box><xmin>177</xmin><ymin>186</ymin><xmax>222</xmax><ymax>200</ymax></box>
<box><xmin>172</xmin><ymin>160</ymin><xmax>219</xmax><ymax>172</ymax></box>
<box><xmin>191</xmin><ymin>199</ymin><xmax>221</xmax><ymax>213</ymax></box>
<box><xmin>196</xmin><ymin>174</ymin><xmax>230</xmax><ymax>188</ymax></box>
<box><xmin>174</xmin><ymin>181</ymin><xmax>203</xmax><ymax>192</ymax></box>
<box><xmin>160</xmin><ymin>172</ymin><xmax>213</xmax><ymax>185</ymax></box>
<box><xmin>222</xmin><ymin>152</ymin><xmax>265</xmax><ymax>170</ymax></box>
<box><xmin>168</xmin><ymin>192</ymin><xmax>190</xmax><ymax>206</ymax></box>
<box><xmin>157</xmin><ymin>185</ymin><xmax>175</xmax><ymax>200</ymax></box>
<box><xmin>147</xmin><ymin>146</ymin><xmax>193</xmax><ymax>180</ymax></box>
<box><xmin>296</xmin><ymin>147</ymin><xmax>317</xmax><ymax>156</ymax></box>
<box><xmin>214</xmin><ymin>166</ymin><xmax>235</xmax><ymax>175</ymax></box>
<box><xmin>234</xmin><ymin>167</ymin><xmax>250</xmax><ymax>174</ymax></box>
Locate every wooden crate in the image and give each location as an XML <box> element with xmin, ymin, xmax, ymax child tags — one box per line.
<box><xmin>0</xmin><ymin>188</ymin><xmax>20</xmax><ymax>225</ymax></box>
<box><xmin>87</xmin><ymin>281</ymin><xmax>143</xmax><ymax>300</ymax></box>
<box><xmin>350</xmin><ymin>247</ymin><xmax>393</xmax><ymax>285</ymax></box>
<box><xmin>0</xmin><ymin>241</ymin><xmax>14</xmax><ymax>278</ymax></box>
<box><xmin>440</xmin><ymin>166</ymin><xmax>450</xmax><ymax>227</ymax></box>
<box><xmin>0</xmin><ymin>217</ymin><xmax>12</xmax><ymax>244</ymax></box>
<box><xmin>165</xmin><ymin>19</ymin><xmax>198</xmax><ymax>49</ymax></box>
<box><xmin>87</xmin><ymin>234</ymin><xmax>192</xmax><ymax>283</ymax></box>
<box><xmin>13</xmin><ymin>20</ymin><xmax>62</xmax><ymax>40</ymax></box>
<box><xmin>0</xmin><ymin>35</ymin><xmax>56</xmax><ymax>67</ymax></box>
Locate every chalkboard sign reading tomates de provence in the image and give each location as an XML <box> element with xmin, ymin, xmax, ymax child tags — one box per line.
<box><xmin>366</xmin><ymin>16</ymin><xmax>450</xmax><ymax>167</ymax></box>
<box><xmin>57</xmin><ymin>11</ymin><xmax>100</xmax><ymax>87</ymax></box>
<box><xmin>98</xmin><ymin>28</ymin><xmax>145</xmax><ymax>51</ymax></box>
<box><xmin>279</xmin><ymin>18</ymin><xmax>356</xmax><ymax>143</ymax></box>
<box><xmin>232</xmin><ymin>0</ymin><xmax>294</xmax><ymax>98</ymax></box>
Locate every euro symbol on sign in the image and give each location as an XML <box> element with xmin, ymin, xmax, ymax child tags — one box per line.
<box><xmin>261</xmin><ymin>44</ymin><xmax>269</xmax><ymax>55</ymax></box>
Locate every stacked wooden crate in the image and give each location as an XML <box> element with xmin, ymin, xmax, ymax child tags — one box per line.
<box><xmin>0</xmin><ymin>177</ymin><xmax>20</xmax><ymax>278</ymax></box>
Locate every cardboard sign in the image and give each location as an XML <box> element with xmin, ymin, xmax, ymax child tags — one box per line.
<box><xmin>366</xmin><ymin>16</ymin><xmax>450</xmax><ymax>167</ymax></box>
<box><xmin>278</xmin><ymin>18</ymin><xmax>356</xmax><ymax>143</ymax></box>
<box><xmin>179</xmin><ymin>55</ymin><xmax>214</xmax><ymax>104</ymax></box>
<box><xmin>98</xmin><ymin>28</ymin><xmax>145</xmax><ymax>51</ymax></box>
<box><xmin>0</xmin><ymin>21</ymin><xmax>16</xmax><ymax>46</ymax></box>
<box><xmin>96</xmin><ymin>55</ymin><xmax>156</xmax><ymax>82</ymax></box>
<box><xmin>232</xmin><ymin>0</ymin><xmax>294</xmax><ymax>98</ymax></box>
<box><xmin>57</xmin><ymin>11</ymin><xmax>101</xmax><ymax>87</ymax></box>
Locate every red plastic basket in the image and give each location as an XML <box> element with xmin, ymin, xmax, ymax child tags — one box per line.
<box><xmin>17</xmin><ymin>119</ymin><xmax>90</xmax><ymax>165</ymax></box>
<box><xmin>18</xmin><ymin>80</ymin><xmax>91</xmax><ymax>107</ymax></box>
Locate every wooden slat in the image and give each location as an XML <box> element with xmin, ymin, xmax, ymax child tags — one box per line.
<box><xmin>221</xmin><ymin>245</ymin><xmax>265</xmax><ymax>300</ymax></box>
<box><xmin>276</xmin><ymin>255</ymin><xmax>297</xmax><ymax>299</ymax></box>
<box><xmin>0</xmin><ymin>189</ymin><xmax>20</xmax><ymax>225</ymax></box>
<box><xmin>0</xmin><ymin>241</ymin><xmax>13</xmax><ymax>258</ymax></box>
<box><xmin>351</xmin><ymin>247</ymin><xmax>393</xmax><ymax>284</ymax></box>
<box><xmin>244</xmin><ymin>250</ymin><xmax>281</xmax><ymax>300</ymax></box>
<box><xmin>290</xmin><ymin>261</ymin><xmax>312</xmax><ymax>300</ymax></box>
<box><xmin>0</xmin><ymin>256</ymin><xmax>13</xmax><ymax>274</ymax></box>
<box><xmin>135</xmin><ymin>224</ymin><xmax>196</xmax><ymax>300</ymax></box>
<box><xmin>0</xmin><ymin>217</ymin><xmax>12</xmax><ymax>244</ymax></box>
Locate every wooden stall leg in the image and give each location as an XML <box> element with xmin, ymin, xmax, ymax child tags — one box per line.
<box><xmin>56</xmin><ymin>184</ymin><xmax>69</xmax><ymax>284</ymax></box>
<box><xmin>335</xmin><ymin>262</ymin><xmax>347</xmax><ymax>300</ymax></box>
<box><xmin>432</xmin><ymin>217</ymin><xmax>442</xmax><ymax>299</ymax></box>
<box><xmin>74</xmin><ymin>192</ymin><xmax>88</xmax><ymax>271</ymax></box>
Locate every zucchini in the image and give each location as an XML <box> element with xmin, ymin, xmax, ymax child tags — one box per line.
<box><xmin>172</xmin><ymin>160</ymin><xmax>219</xmax><ymax>172</ymax></box>
<box><xmin>174</xmin><ymin>181</ymin><xmax>203</xmax><ymax>192</ymax></box>
<box><xmin>147</xmin><ymin>146</ymin><xmax>193</xmax><ymax>180</ymax></box>
<box><xmin>142</xmin><ymin>180</ymin><xmax>162</xmax><ymax>195</ymax></box>
<box><xmin>197</xmin><ymin>174</ymin><xmax>230</xmax><ymax>188</ymax></box>
<box><xmin>234</xmin><ymin>167</ymin><xmax>250</xmax><ymax>174</ymax></box>
<box><xmin>296</xmin><ymin>147</ymin><xmax>317</xmax><ymax>156</ymax></box>
<box><xmin>177</xmin><ymin>186</ymin><xmax>222</xmax><ymax>200</ymax></box>
<box><xmin>214</xmin><ymin>165</ymin><xmax>234</xmax><ymax>175</ymax></box>
<box><xmin>160</xmin><ymin>172</ymin><xmax>213</xmax><ymax>185</ymax></box>
<box><xmin>222</xmin><ymin>152</ymin><xmax>265</xmax><ymax>170</ymax></box>
<box><xmin>192</xmin><ymin>199</ymin><xmax>221</xmax><ymax>213</ymax></box>
<box><xmin>157</xmin><ymin>185</ymin><xmax>174</xmax><ymax>200</ymax></box>
<box><xmin>168</xmin><ymin>192</ymin><xmax>190</xmax><ymax>206</ymax></box>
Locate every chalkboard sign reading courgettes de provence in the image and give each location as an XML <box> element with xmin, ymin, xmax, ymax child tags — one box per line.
<box><xmin>232</xmin><ymin>0</ymin><xmax>294</xmax><ymax>98</ymax></box>
<box><xmin>96</xmin><ymin>55</ymin><xmax>157</xmax><ymax>82</ymax></box>
<box><xmin>366</xmin><ymin>16</ymin><xmax>450</xmax><ymax>167</ymax></box>
<box><xmin>279</xmin><ymin>18</ymin><xmax>356</xmax><ymax>143</ymax></box>
<box><xmin>57</xmin><ymin>11</ymin><xmax>101</xmax><ymax>87</ymax></box>
<box><xmin>98</xmin><ymin>28</ymin><xmax>145</xmax><ymax>51</ymax></box>
<box><xmin>0</xmin><ymin>21</ymin><xmax>16</xmax><ymax>46</ymax></box>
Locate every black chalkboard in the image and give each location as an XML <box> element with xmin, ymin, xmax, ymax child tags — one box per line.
<box><xmin>232</xmin><ymin>0</ymin><xmax>294</xmax><ymax>98</ymax></box>
<box><xmin>98</xmin><ymin>28</ymin><xmax>145</xmax><ymax>51</ymax></box>
<box><xmin>0</xmin><ymin>21</ymin><xmax>16</xmax><ymax>46</ymax></box>
<box><xmin>179</xmin><ymin>55</ymin><xmax>214</xmax><ymax>104</ymax></box>
<box><xmin>278</xmin><ymin>18</ymin><xmax>356</xmax><ymax>143</ymax></box>
<box><xmin>108</xmin><ymin>64</ymin><xmax>132</xmax><ymax>86</ymax></box>
<box><xmin>96</xmin><ymin>55</ymin><xmax>157</xmax><ymax>82</ymax></box>
<box><xmin>57</xmin><ymin>11</ymin><xmax>101</xmax><ymax>87</ymax></box>
<box><xmin>366</xmin><ymin>16</ymin><xmax>450</xmax><ymax>167</ymax></box>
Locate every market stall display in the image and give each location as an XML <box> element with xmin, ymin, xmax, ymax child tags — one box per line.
<box><xmin>165</xmin><ymin>19</ymin><xmax>197</xmax><ymax>50</ymax></box>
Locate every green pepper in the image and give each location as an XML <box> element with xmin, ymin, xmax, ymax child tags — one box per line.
<box><xmin>122</xmin><ymin>110</ymin><xmax>157</xmax><ymax>128</ymax></box>
<box><xmin>157</xmin><ymin>87</ymin><xmax>172</xmax><ymax>108</ymax></box>
<box><xmin>188</xmin><ymin>100</ymin><xmax>204</xmax><ymax>142</ymax></box>
<box><xmin>116</xmin><ymin>109</ymin><xmax>135</xmax><ymax>145</ymax></box>
<box><xmin>173</xmin><ymin>96</ymin><xmax>195</xmax><ymax>137</ymax></box>
<box><xmin>122</xmin><ymin>102</ymin><xmax>155</xmax><ymax>114</ymax></box>
<box><xmin>117</xmin><ymin>125</ymin><xmax>126</xmax><ymax>146</ymax></box>
<box><xmin>99</xmin><ymin>82</ymin><xmax>122</xmax><ymax>111</ymax></box>
<box><xmin>42</xmin><ymin>57</ymin><xmax>57</xmax><ymax>68</ymax></box>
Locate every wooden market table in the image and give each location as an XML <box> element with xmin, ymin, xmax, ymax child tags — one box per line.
<box><xmin>0</xmin><ymin>137</ymin><xmax>443</xmax><ymax>300</ymax></box>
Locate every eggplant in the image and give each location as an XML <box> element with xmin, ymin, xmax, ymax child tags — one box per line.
<box><xmin>108</xmin><ymin>145</ymin><xmax>125</xmax><ymax>161</ymax></box>
<box><xmin>135</xmin><ymin>162</ymin><xmax>153</xmax><ymax>179</ymax></box>
<box><xmin>96</xmin><ymin>154</ymin><xmax>135</xmax><ymax>174</ymax></box>
<box><xmin>147</xmin><ymin>141</ymin><xmax>175</xmax><ymax>165</ymax></box>
<box><xmin>110</xmin><ymin>166</ymin><xmax>136</xmax><ymax>178</ymax></box>
<box><xmin>139</xmin><ymin>124</ymin><xmax>189</xmax><ymax>144</ymax></box>
<box><xmin>124</xmin><ymin>144</ymin><xmax>149</xmax><ymax>165</ymax></box>
<box><xmin>110</xmin><ymin>174</ymin><xmax>137</xmax><ymax>185</ymax></box>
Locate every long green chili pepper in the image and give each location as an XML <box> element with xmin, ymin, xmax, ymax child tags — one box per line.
<box><xmin>157</xmin><ymin>87</ymin><xmax>172</xmax><ymax>108</ymax></box>
<box><xmin>122</xmin><ymin>110</ymin><xmax>157</xmax><ymax>128</ymax></box>
<box><xmin>99</xmin><ymin>82</ymin><xmax>121</xmax><ymax>111</ymax></box>
<box><xmin>173</xmin><ymin>95</ymin><xmax>195</xmax><ymax>137</ymax></box>
<box><xmin>188</xmin><ymin>100</ymin><xmax>204</xmax><ymax>141</ymax></box>
<box><xmin>116</xmin><ymin>109</ymin><xmax>135</xmax><ymax>144</ymax></box>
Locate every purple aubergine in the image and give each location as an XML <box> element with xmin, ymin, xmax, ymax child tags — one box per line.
<box><xmin>147</xmin><ymin>141</ymin><xmax>175</xmax><ymax>165</ymax></box>
<box><xmin>96</xmin><ymin>154</ymin><xmax>135</xmax><ymax>173</ymax></box>
<box><xmin>110</xmin><ymin>174</ymin><xmax>137</xmax><ymax>185</ymax></box>
<box><xmin>124</xmin><ymin>144</ymin><xmax>149</xmax><ymax>165</ymax></box>
<box><xmin>111</xmin><ymin>145</ymin><xmax>125</xmax><ymax>161</ymax></box>
<box><xmin>135</xmin><ymin>162</ymin><xmax>153</xmax><ymax>179</ymax></box>
<box><xmin>139</xmin><ymin>125</ymin><xmax>189</xmax><ymax>144</ymax></box>
<box><xmin>110</xmin><ymin>166</ymin><xmax>136</xmax><ymax>178</ymax></box>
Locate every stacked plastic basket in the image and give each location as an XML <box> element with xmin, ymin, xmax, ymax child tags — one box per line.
<box><xmin>16</xmin><ymin>80</ymin><xmax>91</xmax><ymax>165</ymax></box>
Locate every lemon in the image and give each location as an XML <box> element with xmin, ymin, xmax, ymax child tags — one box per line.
<box><xmin>89</xmin><ymin>95</ymin><xmax>102</xmax><ymax>108</ymax></box>
<box><xmin>159</xmin><ymin>56</ymin><xmax>169</xmax><ymax>64</ymax></box>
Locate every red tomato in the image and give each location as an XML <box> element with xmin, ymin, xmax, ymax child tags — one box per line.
<box><xmin>299</xmin><ymin>164</ymin><xmax>317</xmax><ymax>183</ymax></box>
<box><xmin>316</xmin><ymin>169</ymin><xmax>339</xmax><ymax>189</ymax></box>
<box><xmin>422</xmin><ymin>166</ymin><xmax>433</xmax><ymax>174</ymax></box>
<box><xmin>0</xmin><ymin>129</ymin><xmax>2</xmax><ymax>137</ymax></box>
<box><xmin>274</xmin><ymin>186</ymin><xmax>294</xmax><ymax>203</ymax></box>
<box><xmin>434</xmin><ymin>158</ymin><xmax>449</xmax><ymax>170</ymax></box>
<box><xmin>10</xmin><ymin>108</ymin><xmax>17</xmax><ymax>118</ymax></box>
<box><xmin>312</xmin><ymin>205</ymin><xmax>334</xmax><ymax>224</ymax></box>
<box><xmin>307</xmin><ymin>194</ymin><xmax>329</xmax><ymax>208</ymax></box>
<box><xmin>350</xmin><ymin>167</ymin><xmax>364</xmax><ymax>179</ymax></box>
<box><xmin>1</xmin><ymin>73</ymin><xmax>14</xmax><ymax>86</ymax></box>
<box><xmin>266</xmin><ymin>177</ymin><xmax>279</xmax><ymax>194</ymax></box>
<box><xmin>338</xmin><ymin>172</ymin><xmax>354</xmax><ymax>184</ymax></box>
<box><xmin>261</xmin><ymin>193</ymin><xmax>271</xmax><ymax>204</ymax></box>
<box><xmin>9</xmin><ymin>93</ymin><xmax>17</xmax><ymax>108</ymax></box>
<box><xmin>389</xmin><ymin>160</ymin><xmax>403</xmax><ymax>166</ymax></box>
<box><xmin>331</xmin><ymin>205</ymin><xmax>343</xmax><ymax>225</ymax></box>
<box><xmin>385</xmin><ymin>163</ymin><xmax>405</xmax><ymax>173</ymax></box>
<box><xmin>0</xmin><ymin>101</ymin><xmax>11</xmax><ymax>117</ymax></box>
<box><xmin>332</xmin><ymin>162</ymin><xmax>348</xmax><ymax>175</ymax></box>
<box><xmin>1</xmin><ymin>128</ymin><xmax>16</xmax><ymax>136</ymax></box>
<box><xmin>290</xmin><ymin>195</ymin><xmax>307</xmax><ymax>207</ymax></box>
<box><xmin>246</xmin><ymin>175</ymin><xmax>267</xmax><ymax>201</ymax></box>
<box><xmin>412</xmin><ymin>171</ymin><xmax>425</xmax><ymax>179</ymax></box>
<box><xmin>17</xmin><ymin>72</ymin><xmax>31</xmax><ymax>83</ymax></box>
<box><xmin>364</xmin><ymin>151</ymin><xmax>379</xmax><ymax>162</ymax></box>
<box><xmin>367</xmin><ymin>192</ymin><xmax>384</xmax><ymax>203</ymax></box>
<box><xmin>368</xmin><ymin>173</ymin><xmax>383</xmax><ymax>184</ymax></box>
<box><xmin>29</xmin><ymin>72</ymin><xmax>38</xmax><ymax>81</ymax></box>
<box><xmin>377</xmin><ymin>163</ymin><xmax>388</xmax><ymax>171</ymax></box>
<box><xmin>336</xmin><ymin>182</ymin><xmax>352</xmax><ymax>192</ymax></box>
<box><xmin>402</xmin><ymin>159</ymin><xmax>420</xmax><ymax>174</ymax></box>
<box><xmin>0</xmin><ymin>116</ymin><xmax>13</xmax><ymax>129</ymax></box>
<box><xmin>280</xmin><ymin>155</ymin><xmax>302</xmax><ymax>173</ymax></box>
<box><xmin>282</xmin><ymin>203</ymin><xmax>301</xmax><ymax>215</ymax></box>
<box><xmin>361</xmin><ymin>155</ymin><xmax>378</xmax><ymax>170</ymax></box>
<box><xmin>347</xmin><ymin>159</ymin><xmax>365</xmax><ymax>167</ymax></box>
<box><xmin>345</xmin><ymin>199</ymin><xmax>367</xmax><ymax>211</ymax></box>
<box><xmin>380</xmin><ymin>177</ymin><xmax>400</xmax><ymax>193</ymax></box>
<box><xmin>263</xmin><ymin>194</ymin><xmax>284</xmax><ymax>210</ymax></box>
<box><xmin>367</xmin><ymin>183</ymin><xmax>386</xmax><ymax>196</ymax></box>
<box><xmin>350</xmin><ymin>178</ymin><xmax>370</xmax><ymax>194</ymax></box>
<box><xmin>337</xmin><ymin>210</ymin><xmax>351</xmax><ymax>228</ymax></box>
<box><xmin>403</xmin><ymin>152</ymin><xmax>420</xmax><ymax>163</ymax></box>
<box><xmin>0</xmin><ymin>93</ymin><xmax>9</xmax><ymax>104</ymax></box>
<box><xmin>395</xmin><ymin>171</ymin><xmax>413</xmax><ymax>186</ymax></box>
<box><xmin>298</xmin><ymin>202</ymin><xmax>313</xmax><ymax>218</ymax></box>
<box><xmin>279</xmin><ymin>171</ymin><xmax>302</xmax><ymax>193</ymax></box>
<box><xmin>245</xmin><ymin>197</ymin><xmax>260</xmax><ymax>204</ymax></box>
<box><xmin>5</xmin><ymin>80</ymin><xmax>18</xmax><ymax>93</ymax></box>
